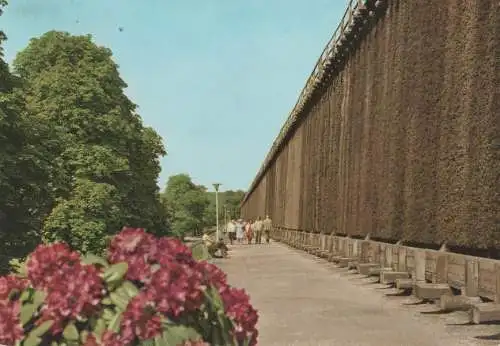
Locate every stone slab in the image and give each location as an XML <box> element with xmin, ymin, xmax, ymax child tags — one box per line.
<box><xmin>369</xmin><ymin>267</ymin><xmax>393</xmax><ymax>277</ymax></box>
<box><xmin>439</xmin><ymin>295</ymin><xmax>481</xmax><ymax>312</ymax></box>
<box><xmin>471</xmin><ymin>303</ymin><xmax>500</xmax><ymax>324</ymax></box>
<box><xmin>414</xmin><ymin>283</ymin><xmax>452</xmax><ymax>300</ymax></box>
<box><xmin>338</xmin><ymin>257</ymin><xmax>357</xmax><ymax>268</ymax></box>
<box><xmin>357</xmin><ymin>263</ymin><xmax>379</xmax><ymax>275</ymax></box>
<box><xmin>396</xmin><ymin>278</ymin><xmax>414</xmax><ymax>290</ymax></box>
<box><xmin>380</xmin><ymin>271</ymin><xmax>410</xmax><ymax>284</ymax></box>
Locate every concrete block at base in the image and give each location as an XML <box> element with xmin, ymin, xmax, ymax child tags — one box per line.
<box><xmin>357</xmin><ymin>263</ymin><xmax>379</xmax><ymax>275</ymax></box>
<box><xmin>414</xmin><ymin>283</ymin><xmax>452</xmax><ymax>300</ymax></box>
<box><xmin>380</xmin><ymin>271</ymin><xmax>410</xmax><ymax>284</ymax></box>
<box><xmin>310</xmin><ymin>248</ymin><xmax>321</xmax><ymax>255</ymax></box>
<box><xmin>439</xmin><ymin>295</ymin><xmax>481</xmax><ymax>312</ymax></box>
<box><xmin>330</xmin><ymin>255</ymin><xmax>342</xmax><ymax>263</ymax></box>
<box><xmin>319</xmin><ymin>250</ymin><xmax>330</xmax><ymax>259</ymax></box>
<box><xmin>471</xmin><ymin>303</ymin><xmax>500</xmax><ymax>324</ymax></box>
<box><xmin>338</xmin><ymin>257</ymin><xmax>357</xmax><ymax>268</ymax></box>
<box><xmin>369</xmin><ymin>267</ymin><xmax>393</xmax><ymax>277</ymax></box>
<box><xmin>347</xmin><ymin>261</ymin><xmax>358</xmax><ymax>270</ymax></box>
<box><xmin>396</xmin><ymin>278</ymin><xmax>414</xmax><ymax>290</ymax></box>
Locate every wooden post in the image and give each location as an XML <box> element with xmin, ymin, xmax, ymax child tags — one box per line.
<box><xmin>465</xmin><ymin>259</ymin><xmax>479</xmax><ymax>297</ymax></box>
<box><xmin>386</xmin><ymin>246</ymin><xmax>393</xmax><ymax>268</ymax></box>
<box><xmin>495</xmin><ymin>263</ymin><xmax>500</xmax><ymax>303</ymax></box>
<box><xmin>398</xmin><ymin>246</ymin><xmax>407</xmax><ymax>272</ymax></box>
<box><xmin>379</xmin><ymin>244</ymin><xmax>386</xmax><ymax>266</ymax></box>
<box><xmin>435</xmin><ymin>254</ymin><xmax>448</xmax><ymax>284</ymax></box>
<box><xmin>414</xmin><ymin>250</ymin><xmax>426</xmax><ymax>282</ymax></box>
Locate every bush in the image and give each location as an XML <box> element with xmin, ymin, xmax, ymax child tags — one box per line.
<box><xmin>0</xmin><ymin>228</ymin><xmax>258</xmax><ymax>346</ymax></box>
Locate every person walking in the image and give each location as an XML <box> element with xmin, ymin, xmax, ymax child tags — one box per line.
<box><xmin>263</xmin><ymin>215</ymin><xmax>272</xmax><ymax>243</ymax></box>
<box><xmin>235</xmin><ymin>219</ymin><xmax>245</xmax><ymax>244</ymax></box>
<box><xmin>245</xmin><ymin>220</ymin><xmax>254</xmax><ymax>244</ymax></box>
<box><xmin>253</xmin><ymin>217</ymin><xmax>263</xmax><ymax>244</ymax></box>
<box><xmin>226</xmin><ymin>219</ymin><xmax>236</xmax><ymax>245</ymax></box>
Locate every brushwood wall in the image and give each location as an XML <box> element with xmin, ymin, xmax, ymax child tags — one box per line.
<box><xmin>241</xmin><ymin>0</ymin><xmax>499</xmax><ymax>250</ymax></box>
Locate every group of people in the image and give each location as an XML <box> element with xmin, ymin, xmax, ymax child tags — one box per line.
<box><xmin>225</xmin><ymin>215</ymin><xmax>272</xmax><ymax>245</ymax></box>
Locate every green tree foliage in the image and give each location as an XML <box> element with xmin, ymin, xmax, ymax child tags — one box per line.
<box><xmin>204</xmin><ymin>189</ymin><xmax>245</xmax><ymax>226</ymax></box>
<box><xmin>11</xmin><ymin>31</ymin><xmax>168</xmax><ymax>253</ymax></box>
<box><xmin>161</xmin><ymin>174</ymin><xmax>209</xmax><ymax>237</ymax></box>
<box><xmin>0</xmin><ymin>0</ymin><xmax>46</xmax><ymax>269</ymax></box>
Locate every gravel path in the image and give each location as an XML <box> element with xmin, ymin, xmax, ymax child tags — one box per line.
<box><xmin>215</xmin><ymin>242</ymin><xmax>500</xmax><ymax>346</ymax></box>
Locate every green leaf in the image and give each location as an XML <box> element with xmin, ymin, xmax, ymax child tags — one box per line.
<box><xmin>107</xmin><ymin>311</ymin><xmax>122</xmax><ymax>333</ymax></box>
<box><xmin>121</xmin><ymin>280</ymin><xmax>139</xmax><ymax>298</ymax></box>
<box><xmin>102</xmin><ymin>262</ymin><xmax>128</xmax><ymax>283</ymax></box>
<box><xmin>82</xmin><ymin>253</ymin><xmax>109</xmax><ymax>267</ymax></box>
<box><xmin>23</xmin><ymin>335</ymin><xmax>42</xmax><ymax>346</ymax></box>
<box><xmin>91</xmin><ymin>317</ymin><xmax>106</xmax><ymax>337</ymax></box>
<box><xmin>80</xmin><ymin>330</ymin><xmax>89</xmax><ymax>343</ymax></box>
<box><xmin>191</xmin><ymin>241</ymin><xmax>211</xmax><ymax>261</ymax></box>
<box><xmin>140</xmin><ymin>339</ymin><xmax>155</xmax><ymax>346</ymax></box>
<box><xmin>62</xmin><ymin>322</ymin><xmax>79</xmax><ymax>341</ymax></box>
<box><xmin>101</xmin><ymin>296</ymin><xmax>112</xmax><ymax>305</ymax></box>
<box><xmin>162</xmin><ymin>325</ymin><xmax>202</xmax><ymax>346</ymax></box>
<box><xmin>20</xmin><ymin>303</ymin><xmax>37</xmax><ymax>325</ymax></box>
<box><xmin>205</xmin><ymin>286</ymin><xmax>224</xmax><ymax>311</ymax></box>
<box><xmin>154</xmin><ymin>334</ymin><xmax>168</xmax><ymax>346</ymax></box>
<box><xmin>102</xmin><ymin>308</ymin><xmax>115</xmax><ymax>321</ymax></box>
<box><xmin>109</xmin><ymin>292</ymin><xmax>128</xmax><ymax>311</ymax></box>
<box><xmin>32</xmin><ymin>290</ymin><xmax>46</xmax><ymax>308</ymax></box>
<box><xmin>30</xmin><ymin>320</ymin><xmax>54</xmax><ymax>337</ymax></box>
<box><xmin>19</xmin><ymin>289</ymin><xmax>31</xmax><ymax>303</ymax></box>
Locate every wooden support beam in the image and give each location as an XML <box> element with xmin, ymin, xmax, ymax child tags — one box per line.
<box><xmin>380</xmin><ymin>271</ymin><xmax>410</xmax><ymax>285</ymax></box>
<box><xmin>414</xmin><ymin>283</ymin><xmax>452</xmax><ymax>300</ymax></box>
<box><xmin>471</xmin><ymin>303</ymin><xmax>500</xmax><ymax>324</ymax></box>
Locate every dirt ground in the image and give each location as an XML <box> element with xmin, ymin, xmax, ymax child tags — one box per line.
<box><xmin>215</xmin><ymin>242</ymin><xmax>500</xmax><ymax>346</ymax></box>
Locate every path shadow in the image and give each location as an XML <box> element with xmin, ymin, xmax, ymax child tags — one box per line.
<box><xmin>385</xmin><ymin>290</ymin><xmax>412</xmax><ymax>297</ymax></box>
<box><xmin>420</xmin><ymin>309</ymin><xmax>454</xmax><ymax>315</ymax></box>
<box><xmin>474</xmin><ymin>332</ymin><xmax>500</xmax><ymax>341</ymax></box>
<box><xmin>402</xmin><ymin>300</ymin><xmax>429</xmax><ymax>306</ymax></box>
<box><xmin>375</xmin><ymin>285</ymin><xmax>394</xmax><ymax>290</ymax></box>
<box><xmin>357</xmin><ymin>279</ymin><xmax>380</xmax><ymax>286</ymax></box>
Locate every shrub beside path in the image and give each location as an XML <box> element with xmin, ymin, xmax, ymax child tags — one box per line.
<box><xmin>216</xmin><ymin>242</ymin><xmax>499</xmax><ymax>346</ymax></box>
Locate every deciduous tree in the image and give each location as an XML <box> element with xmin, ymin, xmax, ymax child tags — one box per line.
<box><xmin>161</xmin><ymin>174</ymin><xmax>209</xmax><ymax>237</ymax></box>
<box><xmin>12</xmin><ymin>31</ymin><xmax>168</xmax><ymax>253</ymax></box>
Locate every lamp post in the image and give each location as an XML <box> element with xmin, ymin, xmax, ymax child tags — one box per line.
<box><xmin>213</xmin><ymin>183</ymin><xmax>221</xmax><ymax>241</ymax></box>
<box><xmin>223</xmin><ymin>204</ymin><xmax>227</xmax><ymax>232</ymax></box>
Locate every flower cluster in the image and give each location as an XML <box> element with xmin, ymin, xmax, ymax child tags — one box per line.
<box><xmin>221</xmin><ymin>288</ymin><xmax>259</xmax><ymax>345</ymax></box>
<box><xmin>27</xmin><ymin>243</ymin><xmax>105</xmax><ymax>334</ymax></box>
<box><xmin>107</xmin><ymin>228</ymin><xmax>195</xmax><ymax>283</ymax></box>
<box><xmin>0</xmin><ymin>227</ymin><xmax>258</xmax><ymax>346</ymax></box>
<box><xmin>0</xmin><ymin>275</ymin><xmax>27</xmax><ymax>344</ymax></box>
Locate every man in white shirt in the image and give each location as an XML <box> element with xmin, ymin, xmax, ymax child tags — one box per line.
<box><xmin>263</xmin><ymin>215</ymin><xmax>272</xmax><ymax>243</ymax></box>
<box><xmin>226</xmin><ymin>219</ymin><xmax>236</xmax><ymax>245</ymax></box>
<box><xmin>253</xmin><ymin>217</ymin><xmax>263</xmax><ymax>244</ymax></box>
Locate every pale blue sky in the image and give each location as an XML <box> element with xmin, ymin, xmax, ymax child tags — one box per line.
<box><xmin>2</xmin><ymin>0</ymin><xmax>346</xmax><ymax>191</ymax></box>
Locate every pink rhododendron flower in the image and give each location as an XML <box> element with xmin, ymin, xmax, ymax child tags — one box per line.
<box><xmin>38</xmin><ymin>261</ymin><xmax>104</xmax><ymax>333</ymax></box>
<box><xmin>0</xmin><ymin>275</ymin><xmax>28</xmax><ymax>300</ymax></box>
<box><xmin>221</xmin><ymin>287</ymin><xmax>259</xmax><ymax>346</ymax></box>
<box><xmin>147</xmin><ymin>263</ymin><xmax>204</xmax><ymax>317</ymax></box>
<box><xmin>120</xmin><ymin>293</ymin><xmax>162</xmax><ymax>341</ymax></box>
<box><xmin>0</xmin><ymin>300</ymin><xmax>23</xmax><ymax>345</ymax></box>
<box><xmin>26</xmin><ymin>242</ymin><xmax>80</xmax><ymax>289</ymax></box>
